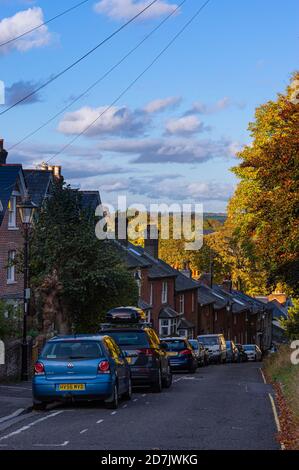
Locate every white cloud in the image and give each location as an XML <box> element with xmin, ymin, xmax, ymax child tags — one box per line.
<box><xmin>93</xmin><ymin>174</ymin><xmax>234</xmax><ymax>202</ymax></box>
<box><xmin>143</xmin><ymin>96</ymin><xmax>181</xmax><ymax>113</ymax></box>
<box><xmin>58</xmin><ymin>105</ymin><xmax>149</xmax><ymax>137</ymax></box>
<box><xmin>165</xmin><ymin>115</ymin><xmax>205</xmax><ymax>135</ymax></box>
<box><xmin>188</xmin><ymin>97</ymin><xmax>246</xmax><ymax>115</ymax></box>
<box><xmin>94</xmin><ymin>0</ymin><xmax>178</xmax><ymax>21</ymax></box>
<box><xmin>0</xmin><ymin>7</ymin><xmax>51</xmax><ymax>54</ymax></box>
<box><xmin>96</xmin><ymin>136</ymin><xmax>240</xmax><ymax>164</ymax></box>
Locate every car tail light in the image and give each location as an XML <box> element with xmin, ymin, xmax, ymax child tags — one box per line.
<box><xmin>180</xmin><ymin>349</ymin><xmax>192</xmax><ymax>356</ymax></box>
<box><xmin>98</xmin><ymin>360</ymin><xmax>110</xmax><ymax>374</ymax></box>
<box><xmin>138</xmin><ymin>348</ymin><xmax>154</xmax><ymax>356</ymax></box>
<box><xmin>34</xmin><ymin>362</ymin><xmax>45</xmax><ymax>375</ymax></box>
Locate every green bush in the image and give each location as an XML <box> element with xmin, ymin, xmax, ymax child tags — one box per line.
<box><xmin>0</xmin><ymin>301</ymin><xmax>22</xmax><ymax>339</ymax></box>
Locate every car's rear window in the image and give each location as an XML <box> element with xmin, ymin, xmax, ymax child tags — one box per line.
<box><xmin>102</xmin><ymin>331</ymin><xmax>150</xmax><ymax>347</ymax></box>
<box><xmin>164</xmin><ymin>340</ymin><xmax>187</xmax><ymax>352</ymax></box>
<box><xmin>189</xmin><ymin>340</ymin><xmax>199</xmax><ymax>350</ymax></box>
<box><xmin>198</xmin><ymin>336</ymin><xmax>219</xmax><ymax>346</ymax></box>
<box><xmin>41</xmin><ymin>341</ymin><xmax>103</xmax><ymax>360</ymax></box>
<box><xmin>244</xmin><ymin>345</ymin><xmax>255</xmax><ymax>351</ymax></box>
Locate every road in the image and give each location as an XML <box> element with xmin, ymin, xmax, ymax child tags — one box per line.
<box><xmin>0</xmin><ymin>362</ymin><xmax>279</xmax><ymax>450</ymax></box>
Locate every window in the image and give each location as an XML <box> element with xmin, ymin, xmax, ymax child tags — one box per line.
<box><xmin>8</xmin><ymin>196</ymin><xmax>16</xmax><ymax>228</ymax></box>
<box><xmin>149</xmin><ymin>283</ymin><xmax>153</xmax><ymax>306</ymax></box>
<box><xmin>179</xmin><ymin>294</ymin><xmax>184</xmax><ymax>314</ymax></box>
<box><xmin>191</xmin><ymin>292</ymin><xmax>195</xmax><ymax>312</ymax></box>
<box><xmin>7</xmin><ymin>251</ymin><xmax>16</xmax><ymax>283</ymax></box>
<box><xmin>161</xmin><ymin>281</ymin><xmax>168</xmax><ymax>304</ymax></box>
<box><xmin>160</xmin><ymin>318</ymin><xmax>177</xmax><ymax>337</ymax></box>
<box><xmin>160</xmin><ymin>319</ymin><xmax>169</xmax><ymax>337</ymax></box>
<box><xmin>214</xmin><ymin>311</ymin><xmax>218</xmax><ymax>322</ymax></box>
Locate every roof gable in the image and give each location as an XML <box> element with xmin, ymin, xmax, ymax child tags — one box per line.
<box><xmin>0</xmin><ymin>165</ymin><xmax>24</xmax><ymax>226</ymax></box>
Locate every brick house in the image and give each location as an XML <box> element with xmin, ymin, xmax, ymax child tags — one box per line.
<box><xmin>0</xmin><ymin>141</ymin><xmax>60</xmax><ymax>304</ymax></box>
<box><xmin>115</xmin><ymin>227</ymin><xmax>200</xmax><ymax>338</ymax></box>
<box><xmin>0</xmin><ymin>162</ymin><xmax>27</xmax><ymax>302</ymax></box>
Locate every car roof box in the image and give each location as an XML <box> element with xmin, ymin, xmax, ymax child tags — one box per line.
<box><xmin>106</xmin><ymin>306</ymin><xmax>146</xmax><ymax>324</ymax></box>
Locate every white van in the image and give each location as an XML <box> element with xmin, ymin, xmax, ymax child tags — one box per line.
<box><xmin>197</xmin><ymin>334</ymin><xmax>227</xmax><ymax>364</ymax></box>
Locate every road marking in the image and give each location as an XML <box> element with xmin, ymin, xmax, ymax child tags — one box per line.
<box><xmin>96</xmin><ymin>419</ymin><xmax>104</xmax><ymax>424</ymax></box>
<box><xmin>260</xmin><ymin>368</ymin><xmax>267</xmax><ymax>384</ymax></box>
<box><xmin>34</xmin><ymin>441</ymin><xmax>69</xmax><ymax>447</ymax></box>
<box><xmin>80</xmin><ymin>429</ymin><xmax>88</xmax><ymax>434</ymax></box>
<box><xmin>133</xmin><ymin>398</ymin><xmax>138</xmax><ymax>402</ymax></box>
<box><xmin>268</xmin><ymin>393</ymin><xmax>281</xmax><ymax>432</ymax></box>
<box><xmin>268</xmin><ymin>393</ymin><xmax>285</xmax><ymax>450</ymax></box>
<box><xmin>142</xmin><ymin>394</ymin><xmax>146</xmax><ymax>397</ymax></box>
<box><xmin>0</xmin><ymin>410</ymin><xmax>63</xmax><ymax>441</ymax></box>
<box><xmin>122</xmin><ymin>404</ymin><xmax>127</xmax><ymax>409</ymax></box>
<box><xmin>0</xmin><ymin>408</ymin><xmax>25</xmax><ymax>424</ymax></box>
<box><xmin>145</xmin><ymin>402</ymin><xmax>150</xmax><ymax>405</ymax></box>
<box><xmin>111</xmin><ymin>411</ymin><xmax>117</xmax><ymax>415</ymax></box>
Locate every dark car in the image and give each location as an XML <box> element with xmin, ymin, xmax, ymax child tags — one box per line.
<box><xmin>236</xmin><ymin>344</ymin><xmax>248</xmax><ymax>363</ymax></box>
<box><xmin>189</xmin><ymin>339</ymin><xmax>209</xmax><ymax>366</ymax></box>
<box><xmin>32</xmin><ymin>335</ymin><xmax>132</xmax><ymax>410</ymax></box>
<box><xmin>161</xmin><ymin>337</ymin><xmax>198</xmax><ymax>373</ymax></box>
<box><xmin>100</xmin><ymin>308</ymin><xmax>172</xmax><ymax>393</ymax></box>
<box><xmin>226</xmin><ymin>340</ymin><xmax>239</xmax><ymax>363</ymax></box>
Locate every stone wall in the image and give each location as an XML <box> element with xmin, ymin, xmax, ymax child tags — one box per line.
<box><xmin>0</xmin><ymin>337</ymin><xmax>33</xmax><ymax>382</ymax></box>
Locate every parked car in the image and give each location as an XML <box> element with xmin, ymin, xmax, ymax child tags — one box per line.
<box><xmin>197</xmin><ymin>334</ymin><xmax>227</xmax><ymax>364</ymax></box>
<box><xmin>161</xmin><ymin>337</ymin><xmax>198</xmax><ymax>373</ymax></box>
<box><xmin>243</xmin><ymin>344</ymin><xmax>262</xmax><ymax>362</ymax></box>
<box><xmin>236</xmin><ymin>344</ymin><xmax>248</xmax><ymax>362</ymax></box>
<box><xmin>100</xmin><ymin>307</ymin><xmax>172</xmax><ymax>392</ymax></box>
<box><xmin>32</xmin><ymin>335</ymin><xmax>132</xmax><ymax>410</ymax></box>
<box><xmin>189</xmin><ymin>339</ymin><xmax>208</xmax><ymax>366</ymax></box>
<box><xmin>226</xmin><ymin>340</ymin><xmax>239</xmax><ymax>363</ymax></box>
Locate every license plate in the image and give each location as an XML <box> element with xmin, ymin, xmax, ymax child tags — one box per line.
<box><xmin>168</xmin><ymin>352</ymin><xmax>178</xmax><ymax>357</ymax></box>
<box><xmin>58</xmin><ymin>384</ymin><xmax>85</xmax><ymax>391</ymax></box>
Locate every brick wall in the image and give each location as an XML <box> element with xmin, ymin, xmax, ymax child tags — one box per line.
<box><xmin>0</xmin><ymin>338</ymin><xmax>33</xmax><ymax>381</ymax></box>
<box><xmin>0</xmin><ymin>200</ymin><xmax>24</xmax><ymax>301</ymax></box>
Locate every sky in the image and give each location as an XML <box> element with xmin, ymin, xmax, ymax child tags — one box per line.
<box><xmin>0</xmin><ymin>0</ymin><xmax>298</xmax><ymax>212</ymax></box>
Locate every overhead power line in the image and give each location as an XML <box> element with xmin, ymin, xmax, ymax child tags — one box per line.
<box><xmin>0</xmin><ymin>0</ymin><xmax>92</xmax><ymax>48</ymax></box>
<box><xmin>42</xmin><ymin>0</ymin><xmax>212</xmax><ymax>164</ymax></box>
<box><xmin>0</xmin><ymin>0</ymin><xmax>159</xmax><ymax>116</ymax></box>
<box><xmin>8</xmin><ymin>0</ymin><xmax>188</xmax><ymax>152</ymax></box>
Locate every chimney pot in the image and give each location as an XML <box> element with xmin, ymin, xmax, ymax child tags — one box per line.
<box><xmin>0</xmin><ymin>139</ymin><xmax>8</xmax><ymax>164</ymax></box>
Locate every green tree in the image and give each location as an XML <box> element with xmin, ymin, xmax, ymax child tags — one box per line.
<box><xmin>281</xmin><ymin>298</ymin><xmax>299</xmax><ymax>340</ymax></box>
<box><xmin>29</xmin><ymin>180</ymin><xmax>138</xmax><ymax>333</ymax></box>
<box><xmin>0</xmin><ymin>301</ymin><xmax>22</xmax><ymax>339</ymax></box>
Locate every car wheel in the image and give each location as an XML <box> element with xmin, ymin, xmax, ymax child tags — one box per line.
<box><xmin>123</xmin><ymin>377</ymin><xmax>132</xmax><ymax>401</ymax></box>
<box><xmin>106</xmin><ymin>384</ymin><xmax>119</xmax><ymax>409</ymax></box>
<box><xmin>33</xmin><ymin>400</ymin><xmax>47</xmax><ymax>411</ymax></box>
<box><xmin>152</xmin><ymin>368</ymin><xmax>162</xmax><ymax>393</ymax></box>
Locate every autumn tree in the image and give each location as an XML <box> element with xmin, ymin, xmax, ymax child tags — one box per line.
<box><xmin>212</xmin><ymin>73</ymin><xmax>299</xmax><ymax>294</ymax></box>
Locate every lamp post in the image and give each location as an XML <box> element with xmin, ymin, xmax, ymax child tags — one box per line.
<box><xmin>17</xmin><ymin>195</ymin><xmax>37</xmax><ymax>381</ymax></box>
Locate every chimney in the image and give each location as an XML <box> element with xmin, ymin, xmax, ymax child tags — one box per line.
<box><xmin>41</xmin><ymin>162</ymin><xmax>62</xmax><ymax>180</ymax></box>
<box><xmin>180</xmin><ymin>260</ymin><xmax>192</xmax><ymax>278</ymax></box>
<box><xmin>222</xmin><ymin>279</ymin><xmax>233</xmax><ymax>292</ymax></box>
<box><xmin>0</xmin><ymin>139</ymin><xmax>8</xmax><ymax>164</ymax></box>
<box><xmin>144</xmin><ymin>224</ymin><xmax>159</xmax><ymax>259</ymax></box>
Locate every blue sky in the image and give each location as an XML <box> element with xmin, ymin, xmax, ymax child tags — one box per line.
<box><xmin>0</xmin><ymin>0</ymin><xmax>298</xmax><ymax>212</ymax></box>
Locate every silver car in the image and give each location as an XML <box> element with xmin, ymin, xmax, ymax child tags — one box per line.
<box><xmin>243</xmin><ymin>344</ymin><xmax>262</xmax><ymax>361</ymax></box>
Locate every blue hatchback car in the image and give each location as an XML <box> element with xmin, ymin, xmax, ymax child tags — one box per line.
<box><xmin>32</xmin><ymin>335</ymin><xmax>132</xmax><ymax>410</ymax></box>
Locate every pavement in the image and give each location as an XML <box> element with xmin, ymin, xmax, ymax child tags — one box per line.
<box><xmin>0</xmin><ymin>381</ymin><xmax>32</xmax><ymax>423</ymax></box>
<box><xmin>0</xmin><ymin>362</ymin><xmax>280</xmax><ymax>450</ymax></box>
